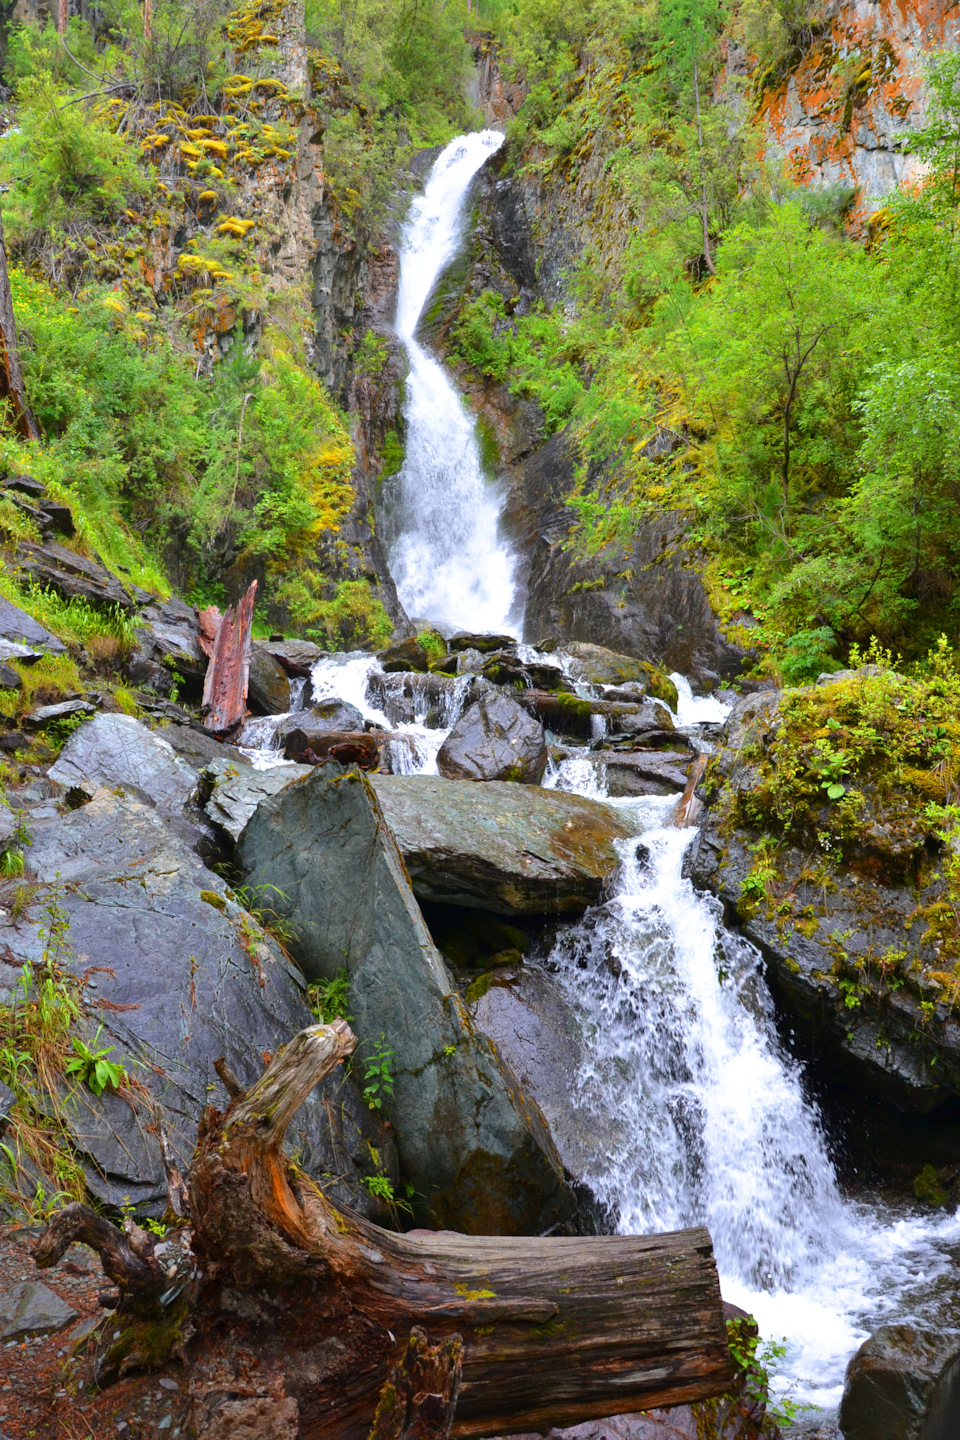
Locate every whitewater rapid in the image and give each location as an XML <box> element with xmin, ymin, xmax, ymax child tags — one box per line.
<box><xmin>386</xmin><ymin>131</ymin><xmax>518</xmax><ymax>635</ymax></box>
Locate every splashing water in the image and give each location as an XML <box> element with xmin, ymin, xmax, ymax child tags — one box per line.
<box><xmin>545</xmin><ymin>771</ymin><xmax>960</xmax><ymax>1415</ymax></box>
<box><xmin>387</xmin><ymin>131</ymin><xmax>518</xmax><ymax>634</ymax></box>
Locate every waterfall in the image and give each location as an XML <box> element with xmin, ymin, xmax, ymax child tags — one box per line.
<box><xmin>388</xmin><ymin>131</ymin><xmax>519</xmax><ymax>635</ymax></box>
<box><xmin>544</xmin><ymin>783</ymin><xmax>960</xmax><ymax>1413</ymax></box>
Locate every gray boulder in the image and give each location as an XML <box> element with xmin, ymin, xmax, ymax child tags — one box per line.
<box><xmin>128</xmin><ymin>597</ymin><xmax>206</xmax><ymax>696</ymax></box>
<box><xmin>437</xmin><ymin>690</ymin><xmax>547</xmax><ymax>783</ymax></box>
<box><xmin>369</xmin><ymin>775</ymin><xmax>635</xmax><ymax>916</ymax></box>
<box><xmin>253</xmin><ymin>638</ymin><xmax>323</xmax><ymax>675</ymax></box>
<box><xmin>49</xmin><ymin>713</ymin><xmax>199</xmax><ymax>822</ymax></box>
<box><xmin>203</xmin><ymin>756</ymin><xmax>312</xmax><ymax>842</ymax></box>
<box><xmin>153</xmin><ymin>721</ymin><xmax>251</xmax><ymax>771</ymax></box>
<box><xmin>0</xmin><ymin>595</ymin><xmax>66</xmax><ymax>655</ymax></box>
<box><xmin>248</xmin><ymin>648</ymin><xmax>291</xmax><ymax>714</ymax></box>
<box><xmin>235</xmin><ymin>766</ymin><xmax>572</xmax><ymax>1234</ymax></box>
<box><xmin>377</xmin><ymin>636</ymin><xmax>431</xmax><ymax>672</ymax></box>
<box><xmin>276</xmin><ymin>698</ymin><xmax>366</xmax><ymax>744</ymax></box>
<box><xmin>3</xmin><ymin>788</ymin><xmax>395</xmax><ymax>1218</ymax></box>
<box><xmin>839</xmin><ymin>1325</ymin><xmax>960</xmax><ymax>1440</ymax></box>
<box><xmin>558</xmin><ymin>641</ymin><xmax>653</xmax><ymax>689</ymax></box>
<box><xmin>466</xmin><ymin>965</ymin><xmax>608</xmax><ymax>1180</ymax></box>
<box><xmin>448</xmin><ymin>632</ymin><xmax>516</xmax><ymax>653</ymax></box>
<box><xmin>0</xmin><ymin>1281</ymin><xmax>76</xmax><ymax>1340</ymax></box>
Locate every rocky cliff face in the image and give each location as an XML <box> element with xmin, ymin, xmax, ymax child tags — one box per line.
<box><xmin>750</xmin><ymin>0</ymin><xmax>960</xmax><ymax>223</ymax></box>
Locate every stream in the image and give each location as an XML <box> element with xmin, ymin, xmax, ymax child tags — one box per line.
<box><xmin>246</xmin><ymin>135</ymin><xmax>960</xmax><ymax>1425</ymax></box>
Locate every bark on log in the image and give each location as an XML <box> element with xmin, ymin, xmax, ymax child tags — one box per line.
<box><xmin>0</xmin><ymin>207</ymin><xmax>38</xmax><ymax>442</ymax></box>
<box><xmin>201</xmin><ymin>580</ymin><xmax>257</xmax><ymax>735</ymax></box>
<box><xmin>35</xmin><ymin>1021</ymin><xmax>732</xmax><ymax>1438</ymax></box>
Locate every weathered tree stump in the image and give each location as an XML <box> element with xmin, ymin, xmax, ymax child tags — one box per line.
<box><xmin>201</xmin><ymin>579</ymin><xmax>257</xmax><ymax>734</ymax></box>
<box><xmin>32</xmin><ymin>1020</ymin><xmax>732</xmax><ymax>1438</ymax></box>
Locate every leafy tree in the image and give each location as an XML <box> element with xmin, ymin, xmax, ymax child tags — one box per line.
<box><xmin>654</xmin><ymin>0</ymin><xmax>727</xmax><ymax>272</ymax></box>
<box><xmin>678</xmin><ymin>201</ymin><xmax>866</xmax><ymax>523</ymax></box>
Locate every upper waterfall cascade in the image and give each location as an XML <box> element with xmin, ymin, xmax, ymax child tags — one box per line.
<box><xmin>387</xmin><ymin>131</ymin><xmax>519</xmax><ymax>636</ymax></box>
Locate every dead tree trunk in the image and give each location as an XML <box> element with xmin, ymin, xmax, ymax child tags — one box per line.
<box><xmin>33</xmin><ymin>1022</ymin><xmax>731</xmax><ymax>1439</ymax></box>
<box><xmin>201</xmin><ymin>579</ymin><xmax>256</xmax><ymax>735</ymax></box>
<box><xmin>0</xmin><ymin>207</ymin><xmax>38</xmax><ymax>442</ymax></box>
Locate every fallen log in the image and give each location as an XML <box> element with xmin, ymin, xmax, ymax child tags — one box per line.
<box><xmin>201</xmin><ymin>579</ymin><xmax>257</xmax><ymax>735</ymax></box>
<box><xmin>516</xmin><ymin>689</ymin><xmax>681</xmax><ymax>746</ymax></box>
<box><xmin>32</xmin><ymin>1021</ymin><xmax>731</xmax><ymax>1438</ymax></box>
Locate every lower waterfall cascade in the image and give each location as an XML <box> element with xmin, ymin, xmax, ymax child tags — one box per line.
<box><xmin>235</xmin><ymin>134</ymin><xmax>960</xmax><ymax>1426</ymax></box>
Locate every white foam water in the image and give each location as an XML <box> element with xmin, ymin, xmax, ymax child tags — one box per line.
<box><xmin>388</xmin><ymin>131</ymin><xmax>519</xmax><ymax>635</ymax></box>
<box><xmin>238</xmin><ymin>652</ymin><xmax>472</xmax><ymax>775</ymax></box>
<box><xmin>545</xmin><ymin>768</ymin><xmax>960</xmax><ymax>1418</ymax></box>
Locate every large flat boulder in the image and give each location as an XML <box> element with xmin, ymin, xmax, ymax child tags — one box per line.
<box><xmin>235</xmin><ymin>765</ymin><xmax>572</xmax><ymax>1233</ymax></box>
<box><xmin>1</xmin><ymin>789</ymin><xmax>394</xmax><ymax>1219</ymax></box>
<box><xmin>369</xmin><ymin>775</ymin><xmax>635</xmax><ymax>916</ymax></box>
<box><xmin>49</xmin><ymin>713</ymin><xmax>199</xmax><ymax>822</ymax></box>
<box><xmin>437</xmin><ymin>689</ymin><xmax>547</xmax><ymax>783</ymax></box>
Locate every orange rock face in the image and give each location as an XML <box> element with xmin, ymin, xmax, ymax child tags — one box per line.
<box><xmin>752</xmin><ymin>0</ymin><xmax>960</xmax><ymax>223</ymax></box>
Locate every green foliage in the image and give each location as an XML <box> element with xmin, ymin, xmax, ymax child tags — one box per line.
<box><xmin>726</xmin><ymin>1316</ymin><xmax>808</xmax><ymax>1428</ymax></box>
<box><xmin>0</xmin><ymin>78</ymin><xmax>148</xmax><ymax>237</ymax></box>
<box><xmin>362</xmin><ymin>1033</ymin><xmax>395</xmax><ymax>1110</ymax></box>
<box><xmin>305</xmin><ymin>579</ymin><xmax>393</xmax><ymax>651</ymax></box>
<box><xmin>307</xmin><ymin>971</ymin><xmax>352</xmax><ymax>1024</ymax></box>
<box><xmin>65</xmin><ymin>1025</ymin><xmax>126</xmax><ymax>1095</ymax></box>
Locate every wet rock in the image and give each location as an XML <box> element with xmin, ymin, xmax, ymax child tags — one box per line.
<box><xmin>3</xmin><ymin>788</ymin><xmax>394</xmax><ymax>1218</ymax></box>
<box><xmin>558</xmin><ymin>641</ymin><xmax>653</xmax><ymax>689</ymax></box>
<box><xmin>552</xmin><ymin>748</ymin><xmax>692</xmax><ymax>797</ymax></box>
<box><xmin>24</xmin><ymin>698</ymin><xmax>97</xmax><ymax>728</ymax></box>
<box><xmin>203</xmin><ymin>757</ymin><xmax>313</xmax><ymax>842</ymax></box>
<box><xmin>153</xmin><ymin>721</ymin><xmax>250</xmax><ymax>771</ymax></box>
<box><xmin>513</xmin><ymin>431</ymin><xmax>744</xmax><ymax>689</ymax></box>
<box><xmin>378</xmin><ymin>635</ymin><xmax>431</xmax><ymax>672</ymax></box>
<box><xmin>369</xmin><ymin>774</ymin><xmax>635</xmax><ymax>916</ymax></box>
<box><xmin>0</xmin><ymin>1080</ymin><xmax>13</xmax><ymax>1133</ymax></box>
<box><xmin>49</xmin><ymin>713</ymin><xmax>199</xmax><ymax>822</ymax></box>
<box><xmin>447</xmin><ymin>631</ymin><xmax>517</xmax><ymax>653</ymax></box>
<box><xmin>282</xmin><ymin>727</ymin><xmax>382</xmax><ymax>768</ymax></box>
<box><xmin>437</xmin><ymin>690</ymin><xmax>547</xmax><ymax>783</ymax></box>
<box><xmin>839</xmin><ymin>1324</ymin><xmax>960</xmax><ymax>1440</ymax></box>
<box><xmin>480</xmin><ymin>650</ymin><xmax>570</xmax><ymax>691</ymax></box>
<box><xmin>253</xmin><ymin>638</ymin><xmax>323</xmax><ymax>675</ymax></box>
<box><xmin>0</xmin><ymin>1281</ymin><xmax>76</xmax><ymax>1340</ymax></box>
<box><xmin>276</xmin><ymin>698</ymin><xmax>366</xmax><ymax>744</ymax></box>
<box><xmin>247</xmin><ymin>648</ymin><xmax>290</xmax><ymax>715</ymax></box>
<box><xmin>11</xmin><ymin>539</ymin><xmax>141</xmax><ymax>612</ymax></box>
<box><xmin>2</xmin><ymin>476</ymin><xmax>74</xmax><ymax>538</ymax></box>
<box><xmin>366</xmin><ymin>670</ymin><xmax>466</xmax><ymax>728</ymax></box>
<box><xmin>616</xmin><ymin>700</ymin><xmax>676</xmax><ymax>736</ymax></box>
<box><xmin>0</xmin><ymin>663</ymin><xmax>21</xmax><ymax>690</ymax></box>
<box><xmin>466</xmin><ymin>965</ymin><xmax>608</xmax><ymax>1178</ymax></box>
<box><xmin>235</xmin><ymin>765</ymin><xmax>573</xmax><ymax>1234</ymax></box>
<box><xmin>0</xmin><ymin>596</ymin><xmax>66</xmax><ymax>655</ymax></box>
